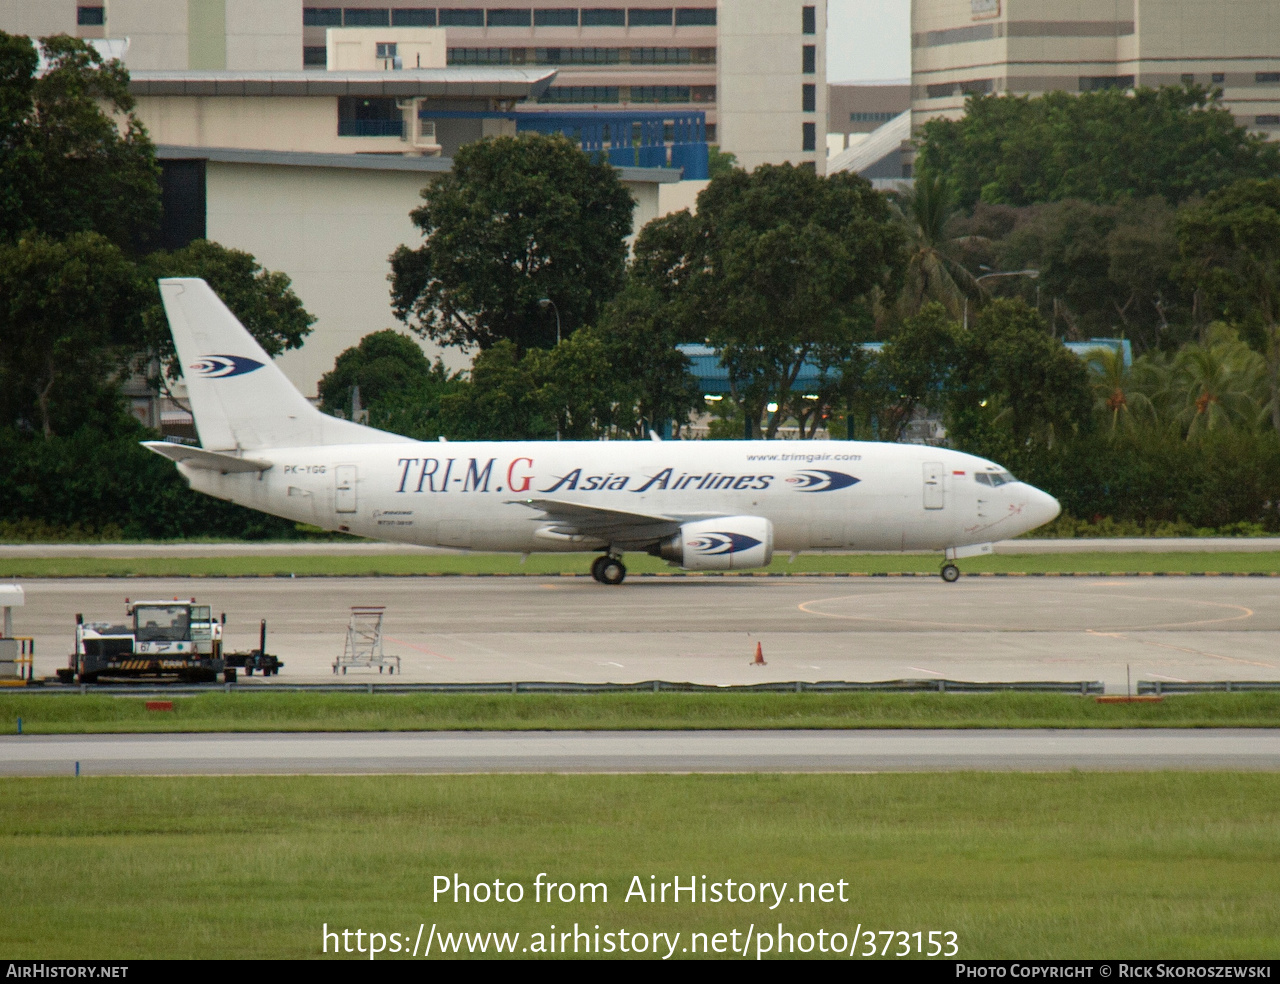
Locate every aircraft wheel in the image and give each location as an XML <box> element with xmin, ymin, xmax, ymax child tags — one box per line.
<box><xmin>940</xmin><ymin>563</ymin><xmax>961</xmax><ymax>583</ymax></box>
<box><xmin>590</xmin><ymin>555</ymin><xmax>609</xmax><ymax>583</ymax></box>
<box><xmin>599</xmin><ymin>558</ymin><xmax>627</xmax><ymax>585</ymax></box>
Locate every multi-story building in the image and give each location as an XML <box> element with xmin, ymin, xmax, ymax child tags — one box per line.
<box><xmin>6</xmin><ymin>0</ymin><xmax>827</xmax><ymax>172</ymax></box>
<box><xmin>912</xmin><ymin>0</ymin><xmax>1280</xmax><ymax>135</ymax></box>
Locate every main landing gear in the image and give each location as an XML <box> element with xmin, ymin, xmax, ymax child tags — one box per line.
<box><xmin>940</xmin><ymin>563</ymin><xmax>961</xmax><ymax>583</ymax></box>
<box><xmin>591</xmin><ymin>554</ymin><xmax>627</xmax><ymax>585</ymax></box>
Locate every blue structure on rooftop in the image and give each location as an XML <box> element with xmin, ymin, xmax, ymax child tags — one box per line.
<box><xmin>422</xmin><ymin>108</ymin><xmax>709</xmax><ymax>179</ymax></box>
<box><xmin>515</xmin><ymin>110</ymin><xmax>709</xmax><ymax>179</ymax></box>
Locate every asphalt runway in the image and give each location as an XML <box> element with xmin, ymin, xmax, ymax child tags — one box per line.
<box><xmin>11</xmin><ymin>576</ymin><xmax>1280</xmax><ymax>690</ymax></box>
<box><xmin>4</xmin><ymin>729</ymin><xmax>1279</xmax><ymax>775</ymax></box>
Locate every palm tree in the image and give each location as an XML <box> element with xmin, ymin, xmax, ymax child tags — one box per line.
<box><xmin>1171</xmin><ymin>328</ymin><xmax>1267</xmax><ymax>439</ymax></box>
<box><xmin>1086</xmin><ymin>346</ymin><xmax>1156</xmax><ymax>435</ymax></box>
<box><xmin>889</xmin><ymin>173</ymin><xmax>979</xmax><ymax>320</ymax></box>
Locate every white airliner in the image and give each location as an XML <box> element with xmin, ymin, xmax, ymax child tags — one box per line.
<box><xmin>145</xmin><ymin>279</ymin><xmax>1061</xmax><ymax>583</ymax></box>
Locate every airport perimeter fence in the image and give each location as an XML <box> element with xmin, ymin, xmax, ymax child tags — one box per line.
<box><xmin>22</xmin><ymin>678</ymin><xmax>1106</xmax><ymax>696</ymax></box>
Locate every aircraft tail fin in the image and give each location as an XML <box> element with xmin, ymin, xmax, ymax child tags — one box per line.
<box><xmin>159</xmin><ymin>278</ymin><xmax>401</xmax><ymax>451</ymax></box>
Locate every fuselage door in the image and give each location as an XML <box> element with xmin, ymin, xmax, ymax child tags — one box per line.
<box><xmin>923</xmin><ymin>462</ymin><xmax>945</xmax><ymax>510</ymax></box>
<box><xmin>335</xmin><ymin>465</ymin><xmax>358</xmax><ymax>514</ymax></box>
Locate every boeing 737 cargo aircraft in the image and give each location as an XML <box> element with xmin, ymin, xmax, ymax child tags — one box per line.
<box><xmin>145</xmin><ymin>279</ymin><xmax>1061</xmax><ymax>583</ymax></box>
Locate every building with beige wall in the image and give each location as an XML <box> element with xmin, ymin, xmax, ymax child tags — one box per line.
<box><xmin>3</xmin><ymin>0</ymin><xmax>826</xmax><ymax>171</ymax></box>
<box><xmin>913</xmin><ymin>0</ymin><xmax>1280</xmax><ymax>135</ymax></box>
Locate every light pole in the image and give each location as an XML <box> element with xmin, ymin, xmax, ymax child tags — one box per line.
<box><xmin>537</xmin><ymin>297</ymin><xmax>561</xmax><ymax>346</ymax></box>
<box><xmin>538</xmin><ymin>298</ymin><xmax>563</xmax><ymax>440</ymax></box>
<box><xmin>964</xmin><ymin>268</ymin><xmax>1039</xmax><ymax>330</ymax></box>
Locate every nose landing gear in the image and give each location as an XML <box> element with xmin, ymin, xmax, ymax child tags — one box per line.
<box><xmin>591</xmin><ymin>554</ymin><xmax>627</xmax><ymax>585</ymax></box>
<box><xmin>940</xmin><ymin>563</ymin><xmax>961</xmax><ymax>583</ymax></box>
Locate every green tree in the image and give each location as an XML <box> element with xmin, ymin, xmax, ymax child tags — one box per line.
<box><xmin>317</xmin><ymin>329</ymin><xmax>434</xmax><ymax>417</ymax></box>
<box><xmin>1085</xmin><ymin>345</ymin><xmax>1157</xmax><ymax>436</ymax></box>
<box><xmin>0</xmin><ymin>232</ymin><xmax>145</xmax><ymax>439</ymax></box>
<box><xmin>596</xmin><ymin>281</ymin><xmax>702</xmax><ymax>437</ymax></box>
<box><xmin>0</xmin><ymin>32</ymin><xmax>160</xmax><ymax>251</ymax></box>
<box><xmin>632</xmin><ymin>164</ymin><xmax>904</xmax><ymax>438</ymax></box>
<box><xmin>874</xmin><ymin>303</ymin><xmax>961</xmax><ymax>442</ymax></box>
<box><xmin>918</xmin><ymin>85</ymin><xmax>1280</xmax><ymax>210</ymax></box>
<box><xmin>889</xmin><ymin>175</ymin><xmax>976</xmax><ymax>319</ymax></box>
<box><xmin>1177</xmin><ymin>178</ymin><xmax>1280</xmax><ymax>433</ymax></box>
<box><xmin>140</xmin><ymin>240</ymin><xmax>314</xmax><ymax>383</ymax></box>
<box><xmin>949</xmin><ymin>299</ymin><xmax>1092</xmax><ymax>455</ymax></box>
<box><xmin>390</xmin><ymin>133</ymin><xmax>635</xmax><ymax>353</ymax></box>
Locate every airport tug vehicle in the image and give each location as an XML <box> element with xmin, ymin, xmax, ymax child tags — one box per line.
<box><xmin>58</xmin><ymin>598</ymin><xmax>282</xmax><ymax>684</ymax></box>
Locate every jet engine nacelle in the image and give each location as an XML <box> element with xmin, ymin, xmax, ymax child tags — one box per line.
<box><xmin>652</xmin><ymin>516</ymin><xmax>774</xmax><ymax>571</ymax></box>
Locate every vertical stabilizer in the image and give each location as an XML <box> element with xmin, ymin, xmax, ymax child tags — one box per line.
<box><xmin>159</xmin><ymin>278</ymin><xmax>400</xmax><ymax>450</ymax></box>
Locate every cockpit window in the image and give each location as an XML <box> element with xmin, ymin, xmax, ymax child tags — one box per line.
<box><xmin>975</xmin><ymin>470</ymin><xmax>1017</xmax><ymax>487</ymax></box>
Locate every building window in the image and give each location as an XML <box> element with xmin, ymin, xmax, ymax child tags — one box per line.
<box><xmin>850</xmin><ymin>111</ymin><xmax>895</xmax><ymax>124</ymax></box>
<box><xmin>802</xmin><ymin>121</ymin><xmax>816</xmax><ymax>151</ymax></box>
<box><xmin>1256</xmin><ymin>115</ymin><xmax>1280</xmax><ymax>126</ymax></box>
<box><xmin>303</xmin><ymin>7</ymin><xmax>343</xmax><ymax>26</ymax></box>
<box><xmin>1257</xmin><ymin>72</ymin><xmax>1280</xmax><ymax>84</ymax></box>
<box><xmin>344</xmin><ymin>8</ymin><xmax>390</xmax><ymax>26</ymax></box>
<box><xmin>1181</xmin><ymin>73</ymin><xmax>1195</xmax><ymax>84</ymax></box>
<box><xmin>1212</xmin><ymin>72</ymin><xmax>1226</xmax><ymax>84</ymax></box>
<box><xmin>488</xmin><ymin>8</ymin><xmax>533</xmax><ymax>26</ymax></box>
<box><xmin>1079</xmin><ymin>75</ymin><xmax>1134</xmax><ymax>92</ymax></box>
<box><xmin>304</xmin><ymin>45</ymin><xmax>328</xmax><ymax>66</ymax></box>
<box><xmin>448</xmin><ymin>47</ymin><xmax>514</xmax><ymax>63</ymax></box>
<box><xmin>338</xmin><ymin>96</ymin><xmax>404</xmax><ymax>137</ymax></box>
<box><xmin>536</xmin><ymin>47</ymin><xmax>620</xmax><ymax>63</ymax></box>
<box><xmin>632</xmin><ymin>85</ymin><xmax>691</xmax><ymax>102</ymax></box>
<box><xmin>802</xmin><ymin>83</ymin><xmax>815</xmax><ymax>112</ymax></box>
<box><xmin>675</xmin><ymin>7</ymin><xmax>715</xmax><ymax>26</ymax></box>
<box><xmin>77</xmin><ymin>6</ymin><xmax>105</xmax><ymax>26</ymax></box>
<box><xmin>393</xmin><ymin>8</ymin><xmax>437</xmax><ymax>26</ymax></box>
<box><xmin>926</xmin><ymin>82</ymin><xmax>957</xmax><ymax>99</ymax></box>
<box><xmin>376</xmin><ymin>42</ymin><xmax>398</xmax><ymax>58</ymax></box>
<box><xmin>802</xmin><ymin>44</ymin><xmax>815</xmax><ymax>74</ymax></box>
<box><xmin>540</xmin><ymin>85</ymin><xmax>621</xmax><ymax>103</ymax></box>
<box><xmin>534</xmin><ymin>8</ymin><xmax>579</xmax><ymax>26</ymax></box>
<box><xmin>582</xmin><ymin>8</ymin><xmax>626</xmax><ymax>26</ymax></box>
<box><xmin>691</xmin><ymin>85</ymin><xmax>715</xmax><ymax>102</ymax></box>
<box><xmin>802</xmin><ymin>5</ymin><xmax>815</xmax><ymax>35</ymax></box>
<box><xmin>629</xmin><ymin>8</ymin><xmax>673</xmax><ymax>27</ymax></box>
<box><xmin>632</xmin><ymin>47</ymin><xmax>690</xmax><ymax>64</ymax></box>
<box><xmin>440</xmin><ymin>8</ymin><xmax>486</xmax><ymax>26</ymax></box>
<box><xmin>961</xmin><ymin>78</ymin><xmax>992</xmax><ymax>95</ymax></box>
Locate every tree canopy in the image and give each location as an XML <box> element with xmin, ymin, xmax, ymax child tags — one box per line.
<box><xmin>389</xmin><ymin>132</ymin><xmax>635</xmax><ymax>353</ymax></box>
<box><xmin>632</xmin><ymin>163</ymin><xmax>905</xmax><ymax>438</ymax></box>
<box><xmin>917</xmin><ymin>85</ymin><xmax>1280</xmax><ymax>210</ymax></box>
<box><xmin>0</xmin><ymin>32</ymin><xmax>160</xmax><ymax>252</ymax></box>
<box><xmin>1177</xmin><ymin>178</ymin><xmax>1280</xmax><ymax>432</ymax></box>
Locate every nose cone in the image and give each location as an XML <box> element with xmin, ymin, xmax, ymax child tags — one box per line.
<box><xmin>1023</xmin><ymin>485</ymin><xmax>1061</xmax><ymax>532</ymax></box>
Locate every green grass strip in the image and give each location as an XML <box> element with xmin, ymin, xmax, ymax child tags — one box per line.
<box><xmin>1</xmin><ymin>773</ymin><xmax>1277</xmax><ymax>958</ymax></box>
<box><xmin>4</xmin><ymin>551</ymin><xmax>1280</xmax><ymax>577</ymax></box>
<box><xmin>3</xmin><ymin>692</ymin><xmax>1278</xmax><ymax>734</ymax></box>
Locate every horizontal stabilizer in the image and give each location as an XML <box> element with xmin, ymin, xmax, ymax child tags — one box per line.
<box><xmin>143</xmin><ymin>441</ymin><xmax>271</xmax><ymax>474</ymax></box>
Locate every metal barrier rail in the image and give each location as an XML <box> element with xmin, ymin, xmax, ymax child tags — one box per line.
<box><xmin>14</xmin><ymin>678</ymin><xmax>1105</xmax><ymax>696</ymax></box>
<box><xmin>1139</xmin><ymin>680</ymin><xmax>1280</xmax><ymax>694</ymax></box>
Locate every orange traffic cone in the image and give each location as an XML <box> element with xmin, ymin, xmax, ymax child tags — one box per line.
<box><xmin>751</xmin><ymin>641</ymin><xmax>765</xmax><ymax>666</ymax></box>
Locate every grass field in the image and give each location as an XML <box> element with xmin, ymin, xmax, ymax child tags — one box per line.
<box><xmin>1</xmin><ymin>773</ymin><xmax>1276</xmax><ymax>959</ymax></box>
<box><xmin>3</xmin><ymin>692</ymin><xmax>1279</xmax><ymax>733</ymax></box>
<box><xmin>4</xmin><ymin>551</ymin><xmax>1280</xmax><ymax>577</ymax></box>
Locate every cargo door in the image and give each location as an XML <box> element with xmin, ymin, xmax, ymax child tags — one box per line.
<box><xmin>923</xmin><ymin>462</ymin><xmax>945</xmax><ymax>510</ymax></box>
<box><xmin>335</xmin><ymin>465</ymin><xmax>358</xmax><ymax>514</ymax></box>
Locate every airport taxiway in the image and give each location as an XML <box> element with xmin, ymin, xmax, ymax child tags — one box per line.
<box><xmin>3</xmin><ymin>729</ymin><xmax>1278</xmax><ymax>775</ymax></box>
<box><xmin>12</xmin><ymin>576</ymin><xmax>1280</xmax><ymax>690</ymax></box>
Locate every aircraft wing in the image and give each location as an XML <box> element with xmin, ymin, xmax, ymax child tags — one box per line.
<box><xmin>507</xmin><ymin>498</ymin><xmax>684</xmax><ymax>544</ymax></box>
<box><xmin>142</xmin><ymin>441</ymin><xmax>271</xmax><ymax>474</ymax></box>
